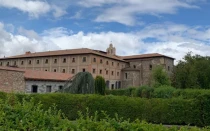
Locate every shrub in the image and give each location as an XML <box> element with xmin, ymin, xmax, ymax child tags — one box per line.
<box><xmin>23</xmin><ymin>93</ymin><xmax>208</xmax><ymax>126</ymax></box>
<box><xmin>95</xmin><ymin>76</ymin><xmax>106</xmax><ymax>95</ymax></box>
<box><xmin>0</xmin><ymin>94</ymin><xmax>71</xmax><ymax>130</ymax></box>
<box><xmin>152</xmin><ymin>85</ymin><xmax>176</xmax><ymax>98</ymax></box>
<box><xmin>134</xmin><ymin>85</ymin><xmax>154</xmax><ymax>98</ymax></box>
<box><xmin>151</xmin><ymin>65</ymin><xmax>171</xmax><ymax>88</ymax></box>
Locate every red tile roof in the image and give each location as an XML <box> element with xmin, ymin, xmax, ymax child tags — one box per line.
<box><xmin>121</xmin><ymin>53</ymin><xmax>175</xmax><ymax>60</ymax></box>
<box><xmin>0</xmin><ymin>48</ymin><xmax>126</xmax><ymax>62</ymax></box>
<box><xmin>0</xmin><ymin>66</ymin><xmax>72</xmax><ymax>81</ymax></box>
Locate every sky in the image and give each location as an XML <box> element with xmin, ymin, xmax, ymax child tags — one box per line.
<box><xmin>0</xmin><ymin>0</ymin><xmax>210</xmax><ymax>63</ymax></box>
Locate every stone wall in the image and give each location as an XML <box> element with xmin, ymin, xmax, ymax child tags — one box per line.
<box><xmin>25</xmin><ymin>80</ymin><xmax>65</xmax><ymax>93</ymax></box>
<box><xmin>0</xmin><ymin>70</ymin><xmax>25</xmax><ymax>93</ymax></box>
<box><xmin>121</xmin><ymin>69</ymin><xmax>140</xmax><ymax>88</ymax></box>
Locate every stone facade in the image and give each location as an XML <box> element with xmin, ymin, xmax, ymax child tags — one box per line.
<box><xmin>25</xmin><ymin>80</ymin><xmax>65</xmax><ymax>93</ymax></box>
<box><xmin>0</xmin><ymin>69</ymin><xmax>25</xmax><ymax>93</ymax></box>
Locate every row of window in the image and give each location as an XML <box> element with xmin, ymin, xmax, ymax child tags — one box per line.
<box><xmin>46</xmin><ymin>68</ymin><xmax>120</xmax><ymax>76</ymax></box>
<box><xmin>1</xmin><ymin>57</ymin><xmax>122</xmax><ymax>67</ymax></box>
<box><xmin>31</xmin><ymin>85</ymin><xmax>63</xmax><ymax>93</ymax></box>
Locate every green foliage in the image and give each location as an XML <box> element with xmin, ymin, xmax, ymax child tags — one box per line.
<box><xmin>0</xmin><ymin>94</ymin><xmax>71</xmax><ymax>130</ymax></box>
<box><xmin>134</xmin><ymin>85</ymin><xmax>154</xmax><ymax>98</ymax></box>
<box><xmin>151</xmin><ymin>65</ymin><xmax>171</xmax><ymax>88</ymax></box>
<box><xmin>15</xmin><ymin>93</ymin><xmax>210</xmax><ymax>127</ymax></box>
<box><xmin>95</xmin><ymin>76</ymin><xmax>106</xmax><ymax>95</ymax></box>
<box><xmin>74</xmin><ymin>108</ymin><xmax>209</xmax><ymax>131</ymax></box>
<box><xmin>153</xmin><ymin>85</ymin><xmax>176</xmax><ymax>98</ymax></box>
<box><xmin>58</xmin><ymin>72</ymin><xmax>95</xmax><ymax>94</ymax></box>
<box><xmin>173</xmin><ymin>53</ymin><xmax>210</xmax><ymax>89</ymax></box>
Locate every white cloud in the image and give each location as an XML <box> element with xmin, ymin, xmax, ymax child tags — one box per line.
<box><xmin>0</xmin><ymin>0</ymin><xmax>66</xmax><ymax>18</ymax></box>
<box><xmin>0</xmin><ymin>22</ymin><xmax>210</xmax><ymax>64</ymax></box>
<box><xmin>78</xmin><ymin>0</ymin><xmax>199</xmax><ymax>26</ymax></box>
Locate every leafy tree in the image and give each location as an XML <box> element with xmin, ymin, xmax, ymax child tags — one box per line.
<box><xmin>95</xmin><ymin>76</ymin><xmax>106</xmax><ymax>95</ymax></box>
<box><xmin>151</xmin><ymin>65</ymin><xmax>171</xmax><ymax>88</ymax></box>
<box><xmin>173</xmin><ymin>53</ymin><xmax>210</xmax><ymax>89</ymax></box>
<box><xmin>58</xmin><ymin>72</ymin><xmax>95</xmax><ymax>94</ymax></box>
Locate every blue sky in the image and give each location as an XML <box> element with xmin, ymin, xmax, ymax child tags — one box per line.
<box><xmin>0</xmin><ymin>0</ymin><xmax>210</xmax><ymax>63</ymax></box>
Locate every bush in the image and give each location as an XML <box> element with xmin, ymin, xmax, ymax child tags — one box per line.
<box><xmin>20</xmin><ymin>93</ymin><xmax>209</xmax><ymax>126</ymax></box>
<box><xmin>153</xmin><ymin>85</ymin><xmax>176</xmax><ymax>98</ymax></box>
<box><xmin>0</xmin><ymin>94</ymin><xmax>71</xmax><ymax>130</ymax></box>
<box><xmin>95</xmin><ymin>76</ymin><xmax>106</xmax><ymax>95</ymax></box>
<box><xmin>134</xmin><ymin>85</ymin><xmax>154</xmax><ymax>98</ymax></box>
<box><xmin>151</xmin><ymin>65</ymin><xmax>171</xmax><ymax>88</ymax></box>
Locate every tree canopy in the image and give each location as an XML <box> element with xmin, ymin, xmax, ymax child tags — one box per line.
<box><xmin>172</xmin><ymin>53</ymin><xmax>210</xmax><ymax>89</ymax></box>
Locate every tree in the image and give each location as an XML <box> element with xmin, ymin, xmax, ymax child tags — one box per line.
<box><xmin>58</xmin><ymin>72</ymin><xmax>95</xmax><ymax>94</ymax></box>
<box><xmin>151</xmin><ymin>65</ymin><xmax>171</xmax><ymax>88</ymax></box>
<box><xmin>95</xmin><ymin>76</ymin><xmax>106</xmax><ymax>95</ymax></box>
<box><xmin>173</xmin><ymin>53</ymin><xmax>210</xmax><ymax>89</ymax></box>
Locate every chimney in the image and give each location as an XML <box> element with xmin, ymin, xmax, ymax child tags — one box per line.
<box><xmin>25</xmin><ymin>51</ymin><xmax>31</xmax><ymax>55</ymax></box>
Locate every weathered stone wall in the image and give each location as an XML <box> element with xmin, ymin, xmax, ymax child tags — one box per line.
<box><xmin>25</xmin><ymin>80</ymin><xmax>65</xmax><ymax>93</ymax></box>
<box><xmin>124</xmin><ymin>57</ymin><xmax>174</xmax><ymax>87</ymax></box>
<box><xmin>0</xmin><ymin>70</ymin><xmax>25</xmax><ymax>93</ymax></box>
<box><xmin>121</xmin><ymin>70</ymin><xmax>140</xmax><ymax>88</ymax></box>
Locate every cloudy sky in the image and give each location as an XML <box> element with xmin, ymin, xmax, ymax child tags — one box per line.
<box><xmin>0</xmin><ymin>0</ymin><xmax>209</xmax><ymax>63</ymax></box>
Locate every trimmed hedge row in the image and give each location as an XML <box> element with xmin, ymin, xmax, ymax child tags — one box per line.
<box><xmin>105</xmin><ymin>86</ymin><xmax>210</xmax><ymax>99</ymax></box>
<box><xmin>9</xmin><ymin>93</ymin><xmax>210</xmax><ymax>127</ymax></box>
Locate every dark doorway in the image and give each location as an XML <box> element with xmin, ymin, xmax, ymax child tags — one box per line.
<box><xmin>31</xmin><ymin>85</ymin><xmax>38</xmax><ymax>93</ymax></box>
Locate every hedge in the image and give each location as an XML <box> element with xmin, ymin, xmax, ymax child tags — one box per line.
<box><xmin>1</xmin><ymin>93</ymin><xmax>206</xmax><ymax>126</ymax></box>
<box><xmin>1</xmin><ymin>91</ymin><xmax>210</xmax><ymax>126</ymax></box>
<box><xmin>1</xmin><ymin>95</ymin><xmax>208</xmax><ymax>130</ymax></box>
<box><xmin>105</xmin><ymin>86</ymin><xmax>210</xmax><ymax>99</ymax></box>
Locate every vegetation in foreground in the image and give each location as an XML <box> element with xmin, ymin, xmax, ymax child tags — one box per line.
<box><xmin>0</xmin><ymin>94</ymin><xmax>209</xmax><ymax>130</ymax></box>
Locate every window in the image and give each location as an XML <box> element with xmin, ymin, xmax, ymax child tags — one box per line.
<box><xmin>7</xmin><ymin>62</ymin><xmax>9</xmax><ymax>66</ymax></box>
<box><xmin>72</xmin><ymin>58</ymin><xmax>75</xmax><ymax>63</ymax></box>
<box><xmin>46</xmin><ymin>86</ymin><xmax>52</xmax><ymax>93</ymax></box>
<box><xmin>54</xmin><ymin>69</ymin><xmax>57</xmax><ymax>72</ymax></box>
<box><xmin>93</xmin><ymin>69</ymin><xmax>96</xmax><ymax>74</ymax></box>
<box><xmin>100</xmin><ymin>59</ymin><xmax>103</xmax><ymax>64</ymax></box>
<box><xmin>54</xmin><ymin>59</ymin><xmax>57</xmax><ymax>64</ymax></box>
<box><xmin>117</xmin><ymin>72</ymin><xmax>119</xmax><ymax>76</ymax></box>
<box><xmin>93</xmin><ymin>58</ymin><xmax>96</xmax><ymax>62</ymax></box>
<box><xmin>31</xmin><ymin>85</ymin><xmax>38</xmax><ymax>93</ymax></box>
<box><xmin>45</xmin><ymin>69</ymin><xmax>48</xmax><ymax>71</ymax></box>
<box><xmin>117</xmin><ymin>63</ymin><xmax>119</xmax><ymax>66</ymax></box>
<box><xmin>28</xmin><ymin>60</ymin><xmax>31</xmax><ymax>65</ymax></box>
<box><xmin>112</xmin><ymin>71</ymin><xmax>114</xmax><ymax>76</ymax></box>
<box><xmin>45</xmin><ymin>59</ymin><xmax>48</xmax><ymax>64</ymax></box>
<box><xmin>14</xmin><ymin>61</ymin><xmax>16</xmax><ymax>66</ymax></box>
<box><xmin>63</xmin><ymin>58</ymin><xmax>66</xmax><ymax>63</ymax></box>
<box><xmin>100</xmin><ymin>69</ymin><xmax>102</xmax><ymax>74</ymax></box>
<box><xmin>83</xmin><ymin>68</ymin><xmax>86</xmax><ymax>72</ymax></box>
<box><xmin>21</xmin><ymin>61</ymin><xmax>24</xmax><ymax>65</ymax></box>
<box><xmin>133</xmin><ymin>65</ymin><xmax>136</xmax><ymax>68</ymax></box>
<box><xmin>106</xmin><ymin>61</ymin><xmax>109</xmax><ymax>65</ymax></box>
<box><xmin>36</xmin><ymin>60</ymin><xmax>39</xmax><ymax>64</ymax></box>
<box><xmin>125</xmin><ymin>73</ymin><xmax>128</xmax><ymax>79</ymax></box>
<box><xmin>62</xmin><ymin>69</ymin><xmax>66</xmax><ymax>73</ymax></box>
<box><xmin>59</xmin><ymin>85</ymin><xmax>63</xmax><ymax>90</ymax></box>
<box><xmin>82</xmin><ymin>57</ymin><xmax>86</xmax><ymax>62</ymax></box>
<box><xmin>72</xmin><ymin>69</ymin><xmax>75</xmax><ymax>74</ymax></box>
<box><xmin>0</xmin><ymin>62</ymin><xmax>2</xmax><ymax>66</ymax></box>
<box><xmin>106</xmin><ymin>70</ymin><xmax>108</xmax><ymax>75</ymax></box>
<box><xmin>112</xmin><ymin>62</ymin><xmax>114</xmax><ymax>66</ymax></box>
<box><xmin>168</xmin><ymin>66</ymin><xmax>170</xmax><ymax>71</ymax></box>
<box><xmin>149</xmin><ymin>64</ymin><xmax>152</xmax><ymax>70</ymax></box>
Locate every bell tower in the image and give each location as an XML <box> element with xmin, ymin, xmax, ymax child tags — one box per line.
<box><xmin>106</xmin><ymin>43</ymin><xmax>116</xmax><ymax>56</ymax></box>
